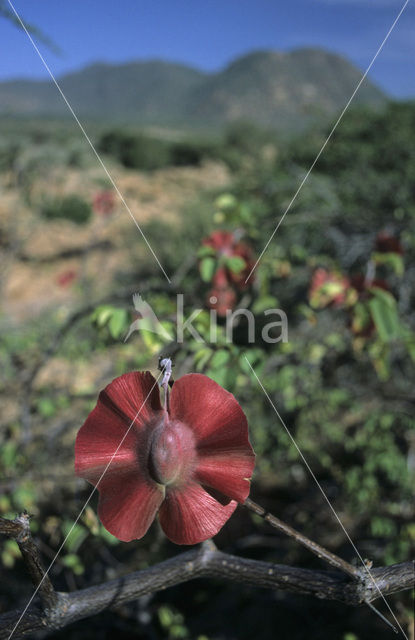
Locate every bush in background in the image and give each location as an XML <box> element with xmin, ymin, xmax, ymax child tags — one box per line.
<box><xmin>40</xmin><ymin>194</ymin><xmax>92</xmax><ymax>225</ymax></box>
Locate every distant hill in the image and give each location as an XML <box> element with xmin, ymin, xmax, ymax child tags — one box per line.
<box><xmin>0</xmin><ymin>49</ymin><xmax>386</xmax><ymax>130</ymax></box>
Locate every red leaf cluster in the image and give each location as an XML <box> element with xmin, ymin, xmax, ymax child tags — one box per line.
<box><xmin>375</xmin><ymin>231</ymin><xmax>403</xmax><ymax>255</ymax></box>
<box><xmin>309</xmin><ymin>268</ymin><xmax>350</xmax><ymax>309</ymax></box>
<box><xmin>202</xmin><ymin>231</ymin><xmax>255</xmax><ymax>317</ymax></box>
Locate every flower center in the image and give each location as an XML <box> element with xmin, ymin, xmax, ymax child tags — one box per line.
<box><xmin>148</xmin><ymin>419</ymin><xmax>196</xmax><ymax>486</ymax></box>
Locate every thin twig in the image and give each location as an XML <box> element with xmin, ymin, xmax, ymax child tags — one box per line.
<box><xmin>244</xmin><ymin>498</ymin><xmax>359</xmax><ymax>578</ymax></box>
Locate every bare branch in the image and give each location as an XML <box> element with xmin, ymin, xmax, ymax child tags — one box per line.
<box><xmin>0</xmin><ymin>513</ymin><xmax>57</xmax><ymax>612</ymax></box>
<box><xmin>0</xmin><ymin>538</ymin><xmax>413</xmax><ymax>639</ymax></box>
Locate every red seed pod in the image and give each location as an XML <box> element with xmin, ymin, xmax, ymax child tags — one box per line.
<box><xmin>75</xmin><ymin>372</ymin><xmax>255</xmax><ymax>544</ymax></box>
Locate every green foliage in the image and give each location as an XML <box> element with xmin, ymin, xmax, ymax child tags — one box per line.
<box><xmin>98</xmin><ymin>129</ymin><xmax>219</xmax><ymax>171</ymax></box>
<box><xmin>158</xmin><ymin>605</ymin><xmax>190</xmax><ymax>639</ymax></box>
<box><xmin>40</xmin><ymin>194</ymin><xmax>92</xmax><ymax>225</ymax></box>
<box><xmin>290</xmin><ymin>101</ymin><xmax>415</xmax><ymax>229</ymax></box>
<box><xmin>199</xmin><ymin>257</ymin><xmax>216</xmax><ymax>282</ymax></box>
<box><xmin>368</xmin><ymin>288</ymin><xmax>401</xmax><ymax>341</ymax></box>
<box><xmin>91</xmin><ymin>305</ymin><xmax>129</xmax><ymax>340</ymax></box>
<box><xmin>220</xmin><ymin>120</ymin><xmax>278</xmax><ymax>171</ymax></box>
<box><xmin>99</xmin><ymin>130</ymin><xmax>171</xmax><ymax>170</ymax></box>
<box><xmin>61</xmin><ymin>553</ymin><xmax>85</xmax><ymax>575</ymax></box>
<box><xmin>1</xmin><ymin>101</ymin><xmax>414</xmax><ymax>638</ymax></box>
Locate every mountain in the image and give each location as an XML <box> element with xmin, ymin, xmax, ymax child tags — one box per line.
<box><xmin>0</xmin><ymin>49</ymin><xmax>386</xmax><ymax>130</ymax></box>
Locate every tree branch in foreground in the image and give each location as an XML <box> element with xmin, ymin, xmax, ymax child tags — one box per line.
<box><xmin>0</xmin><ymin>513</ymin><xmax>57</xmax><ymax>612</ymax></box>
<box><xmin>0</xmin><ymin>520</ymin><xmax>413</xmax><ymax>640</ymax></box>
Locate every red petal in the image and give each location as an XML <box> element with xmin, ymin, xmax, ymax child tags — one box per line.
<box><xmin>97</xmin><ymin>471</ymin><xmax>164</xmax><ymax>542</ymax></box>
<box><xmin>97</xmin><ymin>371</ymin><xmax>162</xmax><ymax>425</ymax></box>
<box><xmin>159</xmin><ymin>482</ymin><xmax>237</xmax><ymax>545</ymax></box>
<box><xmin>170</xmin><ymin>374</ymin><xmax>253</xmax><ymax>451</ymax></box>
<box><xmin>75</xmin><ymin>371</ymin><xmax>162</xmax><ymax>482</ymax></box>
<box><xmin>195</xmin><ymin>449</ymin><xmax>255</xmax><ymax>503</ymax></box>
<box><xmin>74</xmin><ymin>372</ymin><xmax>165</xmax><ymax>542</ymax></box>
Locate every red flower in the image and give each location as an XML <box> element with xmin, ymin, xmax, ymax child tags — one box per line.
<box><xmin>93</xmin><ymin>190</ymin><xmax>115</xmax><ymax>217</ymax></box>
<box><xmin>75</xmin><ymin>372</ymin><xmax>255</xmax><ymax>544</ymax></box>
<box><xmin>56</xmin><ymin>269</ymin><xmax>77</xmax><ymax>287</ymax></box>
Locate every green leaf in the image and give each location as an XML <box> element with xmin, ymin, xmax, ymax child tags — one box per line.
<box><xmin>206</xmin><ymin>367</ymin><xmax>227</xmax><ymax>386</ymax></box>
<box><xmin>351</xmin><ymin>302</ymin><xmax>371</xmax><ymax>334</ymax></box>
<box><xmin>108</xmin><ymin>309</ymin><xmax>128</xmax><ymax>339</ymax></box>
<box><xmin>368</xmin><ymin>291</ymin><xmax>400</xmax><ymax>341</ymax></box>
<box><xmin>158</xmin><ymin>605</ymin><xmax>174</xmax><ymax>628</ymax></box>
<box><xmin>194</xmin><ymin>346</ymin><xmax>213</xmax><ymax>371</ymax></box>
<box><xmin>239</xmin><ymin>202</ymin><xmax>252</xmax><ymax>223</ymax></box>
<box><xmin>61</xmin><ymin>553</ymin><xmax>85</xmax><ymax>575</ymax></box>
<box><xmin>368</xmin><ymin>286</ymin><xmax>396</xmax><ymax>307</ymax></box>
<box><xmin>91</xmin><ymin>305</ymin><xmax>114</xmax><ymax>327</ymax></box>
<box><xmin>373</xmin><ymin>252</ymin><xmax>404</xmax><ymax>276</ymax></box>
<box><xmin>197</xmin><ymin>245</ymin><xmax>216</xmax><ymax>258</ymax></box>
<box><xmin>99</xmin><ymin>525</ymin><xmax>120</xmax><ymax>545</ymax></box>
<box><xmin>1</xmin><ymin>441</ymin><xmax>18</xmax><ymax>468</ymax></box>
<box><xmin>200</xmin><ymin>257</ymin><xmax>216</xmax><ymax>282</ymax></box>
<box><xmin>62</xmin><ymin>521</ymin><xmax>88</xmax><ymax>553</ymax></box>
<box><xmin>226</xmin><ymin>255</ymin><xmax>246</xmax><ymax>274</ymax></box>
<box><xmin>215</xmin><ymin>193</ymin><xmax>237</xmax><ymax>211</ymax></box>
<box><xmin>210</xmin><ymin>349</ymin><xmax>230</xmax><ymax>369</ymax></box>
<box><xmin>239</xmin><ymin>349</ymin><xmax>263</xmax><ymax>374</ymax></box>
<box><xmin>36</xmin><ymin>397</ymin><xmax>56</xmax><ymax>418</ymax></box>
<box><xmin>252</xmin><ymin>295</ymin><xmax>278</xmax><ymax>314</ymax></box>
<box><xmin>1</xmin><ymin>540</ymin><xmax>20</xmax><ymax>568</ymax></box>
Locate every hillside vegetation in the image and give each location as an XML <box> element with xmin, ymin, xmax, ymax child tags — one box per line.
<box><xmin>0</xmin><ymin>101</ymin><xmax>414</xmax><ymax>639</ymax></box>
<box><xmin>0</xmin><ymin>49</ymin><xmax>385</xmax><ymax>130</ymax></box>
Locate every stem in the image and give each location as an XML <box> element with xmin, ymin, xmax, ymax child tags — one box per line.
<box><xmin>159</xmin><ymin>357</ymin><xmax>173</xmax><ymax>411</ymax></box>
<box><xmin>244</xmin><ymin>498</ymin><xmax>359</xmax><ymax>579</ymax></box>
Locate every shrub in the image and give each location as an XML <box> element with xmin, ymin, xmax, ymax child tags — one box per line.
<box><xmin>40</xmin><ymin>194</ymin><xmax>92</xmax><ymax>225</ymax></box>
<box><xmin>98</xmin><ymin>130</ymin><xmax>170</xmax><ymax>170</ymax></box>
<box><xmin>98</xmin><ymin>129</ymin><xmax>220</xmax><ymax>170</ymax></box>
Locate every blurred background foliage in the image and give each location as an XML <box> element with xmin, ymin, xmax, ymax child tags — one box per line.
<box><xmin>0</xmin><ymin>100</ymin><xmax>414</xmax><ymax>639</ymax></box>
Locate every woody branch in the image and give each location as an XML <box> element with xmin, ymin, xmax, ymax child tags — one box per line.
<box><xmin>0</xmin><ymin>515</ymin><xmax>413</xmax><ymax>640</ymax></box>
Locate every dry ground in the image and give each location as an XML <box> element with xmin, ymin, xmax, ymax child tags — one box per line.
<box><xmin>0</xmin><ymin>160</ymin><xmax>230</xmax><ymax>323</ymax></box>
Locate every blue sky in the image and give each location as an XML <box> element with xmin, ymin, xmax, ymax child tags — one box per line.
<box><xmin>0</xmin><ymin>0</ymin><xmax>413</xmax><ymax>97</ymax></box>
